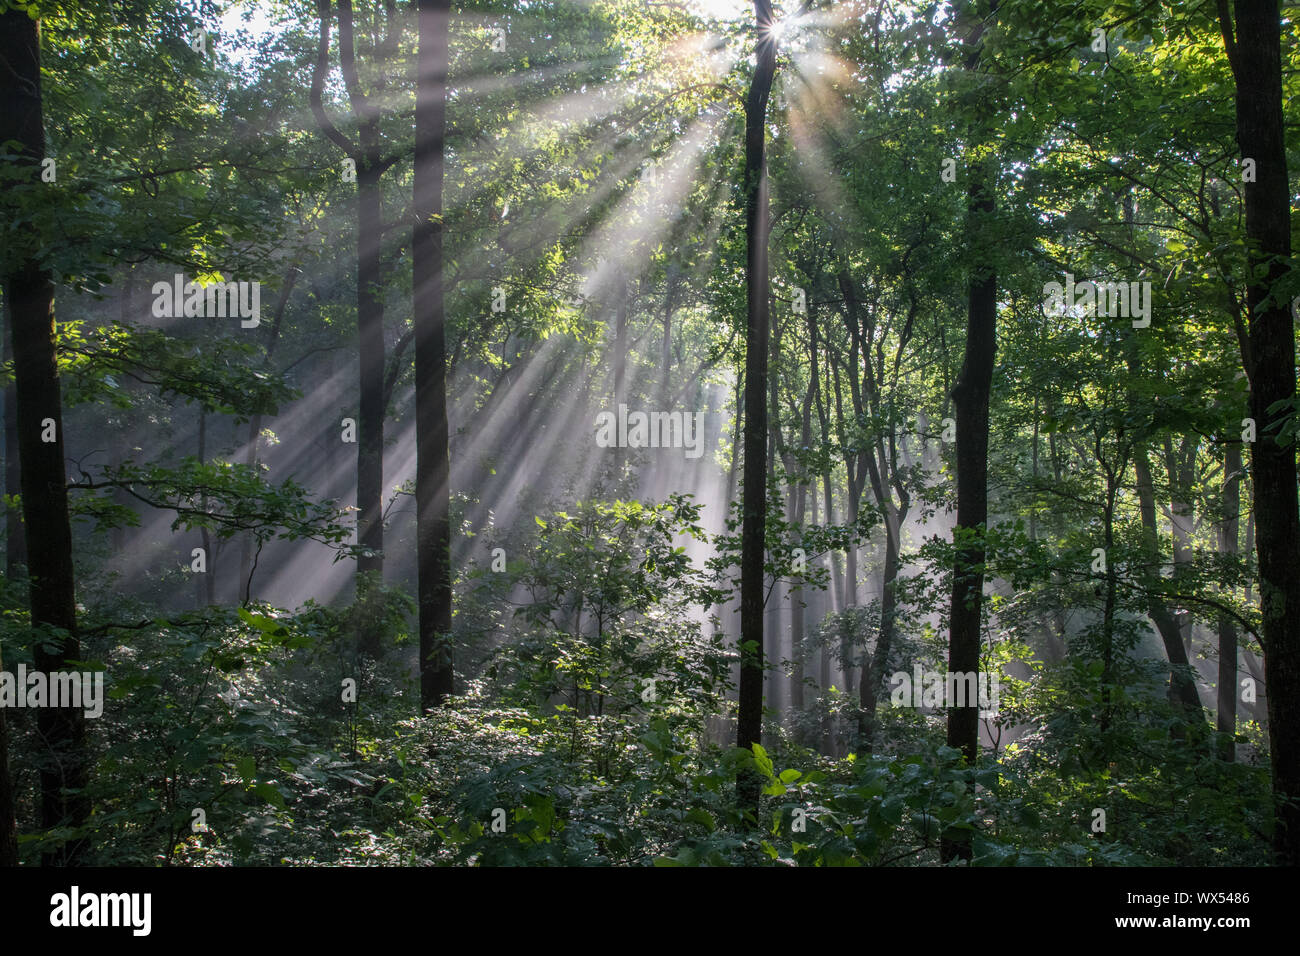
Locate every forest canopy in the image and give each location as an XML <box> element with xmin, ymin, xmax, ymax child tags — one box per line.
<box><xmin>0</xmin><ymin>0</ymin><xmax>1298</xmax><ymax>872</ymax></box>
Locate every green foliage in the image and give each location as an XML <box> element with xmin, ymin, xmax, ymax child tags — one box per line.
<box><xmin>0</xmin><ymin>0</ymin><xmax>1289</xmax><ymax>870</ymax></box>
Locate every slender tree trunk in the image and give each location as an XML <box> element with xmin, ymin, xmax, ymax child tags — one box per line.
<box><xmin>355</xmin><ymin>157</ymin><xmax>386</xmax><ymax>611</ymax></box>
<box><xmin>661</xmin><ymin>264</ymin><xmax>677</xmax><ymax>402</ymax></box>
<box><xmin>1243</xmin><ymin>500</ymin><xmax>1255</xmax><ymax>603</ymax></box>
<box><xmin>239</xmin><ymin>266</ymin><xmax>299</xmax><ymax>603</ymax></box>
<box><xmin>1099</xmin><ymin>474</ymin><xmax>1119</xmax><ymax>731</ymax></box>
<box><xmin>1219</xmin><ymin>0</ymin><xmax>1300</xmax><ymax>864</ymax></box>
<box><xmin>108</xmin><ymin>273</ymin><xmax>135</xmax><ymax>564</ymax></box>
<box><xmin>196</xmin><ymin>409</ymin><xmax>215</xmax><ymax>607</ymax></box>
<box><xmin>790</xmin><ymin>496</ymin><xmax>806</xmax><ymax>713</ymax></box>
<box><xmin>737</xmin><ymin>0</ymin><xmax>777</xmax><ymax>812</ymax></box>
<box><xmin>789</xmin><ymin>379</ymin><xmax>813</xmax><ymax>723</ymax></box>
<box><xmin>858</xmin><ymin>501</ymin><xmax>904</xmax><ymax>755</ymax></box>
<box><xmin>1218</xmin><ymin>442</ymin><xmax>1242</xmax><ymax>761</ymax></box>
<box><xmin>415</xmin><ymin>0</ymin><xmax>454</xmax><ymax>710</ymax></box>
<box><xmin>1164</xmin><ymin>436</ymin><xmax>1196</xmax><ymax>653</ymax></box>
<box><xmin>0</xmin><ymin>9</ymin><xmax>87</xmax><ymax>863</ymax></box>
<box><xmin>613</xmin><ymin>273</ymin><xmax>629</xmax><ymax>477</ymax></box>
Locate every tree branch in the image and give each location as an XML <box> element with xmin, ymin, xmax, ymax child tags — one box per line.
<box><xmin>310</xmin><ymin>0</ymin><xmax>360</xmax><ymax>158</ymax></box>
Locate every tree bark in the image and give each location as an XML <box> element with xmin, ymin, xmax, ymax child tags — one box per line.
<box><xmin>943</xmin><ymin>3</ymin><xmax>998</xmax><ymax>863</ymax></box>
<box><xmin>310</xmin><ymin>0</ymin><xmax>396</xmax><ymax>654</ymax></box>
<box><xmin>0</xmin><ymin>9</ymin><xmax>88</xmax><ymax>863</ymax></box>
<box><xmin>737</xmin><ymin>0</ymin><xmax>777</xmax><ymax>812</ymax></box>
<box><xmin>1218</xmin><ymin>0</ymin><xmax>1300</xmax><ymax>865</ymax></box>
<box><xmin>415</xmin><ymin>0</ymin><xmax>454</xmax><ymax>710</ymax></box>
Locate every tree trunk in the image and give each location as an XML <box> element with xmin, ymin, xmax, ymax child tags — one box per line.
<box><xmin>789</xmin><ymin>378</ymin><xmax>814</xmax><ymax>723</ymax></box>
<box><xmin>196</xmin><ymin>408</ymin><xmax>215</xmax><ymax>607</ymax></box>
<box><xmin>310</xmin><ymin>0</ymin><xmax>394</xmax><ymax>654</ymax></box>
<box><xmin>3</xmin><ymin>295</ymin><xmax>24</xmax><ymax>577</ymax></box>
<box><xmin>1099</xmin><ymin>474</ymin><xmax>1119</xmax><ymax>730</ymax></box>
<box><xmin>613</xmin><ymin>273</ymin><xmax>629</xmax><ymax>477</ymax></box>
<box><xmin>1133</xmin><ymin>450</ymin><xmax>1206</xmax><ymax>723</ymax></box>
<box><xmin>0</xmin><ymin>641</ymin><xmax>17</xmax><ymax>866</ymax></box>
<box><xmin>239</xmin><ymin>266</ymin><xmax>299</xmax><ymax>603</ymax></box>
<box><xmin>946</xmin><ymin>175</ymin><xmax>995</xmax><ymax>766</ymax></box>
<box><xmin>414</xmin><ymin>0</ymin><xmax>454</xmax><ymax>710</ymax></box>
<box><xmin>1164</xmin><ymin>436</ymin><xmax>1196</xmax><ymax>653</ymax></box>
<box><xmin>0</xmin><ymin>9</ymin><xmax>88</xmax><ymax>863</ymax></box>
<box><xmin>942</xmin><ymin>0</ymin><xmax>999</xmax><ymax>865</ymax></box>
<box><xmin>1218</xmin><ymin>0</ymin><xmax>1300</xmax><ymax>865</ymax></box>
<box><xmin>661</xmin><ymin>263</ymin><xmax>677</xmax><ymax>402</ymax></box>
<box><xmin>355</xmin><ymin>156</ymin><xmax>386</xmax><ymax>610</ymax></box>
<box><xmin>737</xmin><ymin>0</ymin><xmax>777</xmax><ymax>811</ymax></box>
<box><xmin>858</xmin><ymin>501</ymin><xmax>903</xmax><ymax>755</ymax></box>
<box><xmin>1218</xmin><ymin>442</ymin><xmax>1242</xmax><ymax>761</ymax></box>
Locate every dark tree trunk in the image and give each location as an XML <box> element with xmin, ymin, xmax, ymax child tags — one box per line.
<box><xmin>310</xmin><ymin>0</ymin><xmax>396</xmax><ymax>656</ymax></box>
<box><xmin>0</xmin><ymin>9</ymin><xmax>88</xmax><ymax>863</ymax></box>
<box><xmin>0</xmin><ymin>644</ymin><xmax>15</xmax><ymax>865</ymax></box>
<box><xmin>946</xmin><ymin>167</ymin><xmax>996</xmax><ymax>761</ymax></box>
<box><xmin>414</xmin><ymin>0</ymin><xmax>454</xmax><ymax>711</ymax></box>
<box><xmin>1218</xmin><ymin>0</ymin><xmax>1300</xmax><ymax>864</ymax></box>
<box><xmin>737</xmin><ymin>0</ymin><xmax>777</xmax><ymax>812</ymax></box>
<box><xmin>942</xmin><ymin>0</ymin><xmax>998</xmax><ymax>865</ymax></box>
<box><xmin>3</xmin><ymin>295</ymin><xmax>24</xmax><ymax>577</ymax></box>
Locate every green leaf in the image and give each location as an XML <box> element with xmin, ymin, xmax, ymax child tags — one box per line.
<box><xmin>252</xmin><ymin>782</ymin><xmax>285</xmax><ymax>809</ymax></box>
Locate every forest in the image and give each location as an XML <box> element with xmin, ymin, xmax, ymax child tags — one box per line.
<box><xmin>0</xmin><ymin>0</ymin><xmax>1297</xmax><ymax>872</ymax></box>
